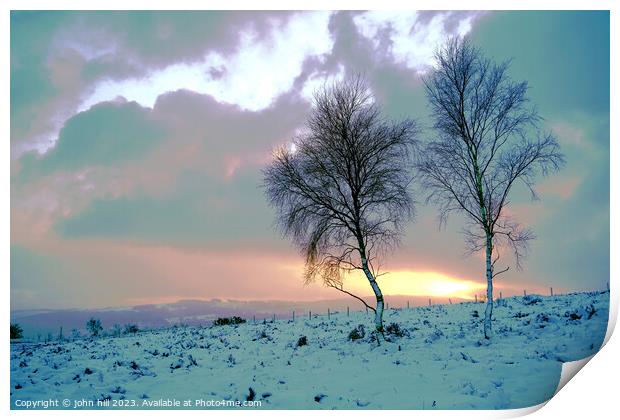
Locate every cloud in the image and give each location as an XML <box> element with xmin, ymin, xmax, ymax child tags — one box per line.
<box><xmin>151</xmin><ymin>88</ymin><xmax>308</xmax><ymax>160</ymax></box>
<box><xmin>11</xmin><ymin>12</ymin><xmax>140</xmax><ymax>156</ymax></box>
<box><xmin>353</xmin><ymin>11</ymin><xmax>483</xmax><ymax>73</ymax></box>
<box><xmin>64</xmin><ymin>11</ymin><xmax>292</xmax><ymax>70</ymax></box>
<box><xmin>552</xmin><ymin>122</ymin><xmax>591</xmax><ymax>150</ymax></box>
<box><xmin>550</xmin><ymin>116</ymin><xmax>609</xmax><ymax>155</ymax></box>
<box><xmin>18</xmin><ymin>99</ymin><xmax>165</xmax><ymax>178</ymax></box>
<box><xmin>13</xmin><ymin>89</ymin><xmax>310</xmax><ymax>249</ymax></box>
<box><xmin>79</xmin><ymin>12</ymin><xmax>334</xmax><ymax>114</ymax></box>
<box><xmin>537</xmin><ymin>176</ymin><xmax>582</xmax><ymax>200</ymax></box>
<box><xmin>11</xmin><ymin>11</ymin><xmax>329</xmax><ymax>156</ymax></box>
<box><xmin>54</xmin><ymin>169</ymin><xmax>278</xmax><ymax>247</ymax></box>
<box><xmin>11</xmin><ymin>11</ymin><xmax>478</xmax><ymax>159</ymax></box>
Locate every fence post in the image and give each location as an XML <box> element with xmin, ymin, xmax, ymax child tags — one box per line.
<box><xmin>328</xmin><ymin>308</ymin><xmax>331</xmax><ymax>320</ymax></box>
<box><xmin>292</xmin><ymin>311</ymin><xmax>295</xmax><ymax>322</ymax></box>
<box><xmin>499</xmin><ymin>291</ymin><xmax>502</xmax><ymax>299</ymax></box>
<box><xmin>428</xmin><ymin>298</ymin><xmax>432</xmax><ymax>306</ymax></box>
<box><xmin>550</xmin><ymin>287</ymin><xmax>553</xmax><ymax>296</ymax></box>
<box><xmin>309</xmin><ymin>310</ymin><xmax>311</xmax><ymax>319</ymax></box>
<box><xmin>407</xmin><ymin>300</ymin><xmax>410</xmax><ymax>309</ymax></box>
<box><xmin>475</xmin><ymin>294</ymin><xmax>477</xmax><ymax>303</ymax></box>
<box><xmin>448</xmin><ymin>298</ymin><xmax>452</xmax><ymax>305</ymax></box>
<box><xmin>347</xmin><ymin>306</ymin><xmax>349</xmax><ymax>317</ymax></box>
<box><xmin>523</xmin><ymin>289</ymin><xmax>527</xmax><ymax>297</ymax></box>
<box><xmin>366</xmin><ymin>307</ymin><xmax>368</xmax><ymax>315</ymax></box>
<box><xmin>253</xmin><ymin>315</ymin><xmax>255</xmax><ymax>324</ymax></box>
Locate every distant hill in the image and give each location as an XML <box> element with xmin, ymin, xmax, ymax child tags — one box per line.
<box><xmin>11</xmin><ymin>295</ymin><xmax>469</xmax><ymax>338</ymax></box>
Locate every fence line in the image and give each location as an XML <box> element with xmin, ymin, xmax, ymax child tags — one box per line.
<box><xmin>13</xmin><ymin>286</ymin><xmax>607</xmax><ymax>343</ymax></box>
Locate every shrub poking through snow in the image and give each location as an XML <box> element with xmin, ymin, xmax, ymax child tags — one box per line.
<box><xmin>124</xmin><ymin>324</ymin><xmax>139</xmax><ymax>334</ymax></box>
<box><xmin>424</xmin><ymin>328</ymin><xmax>444</xmax><ymax>344</ymax></box>
<box><xmin>86</xmin><ymin>318</ymin><xmax>103</xmax><ymax>337</ymax></box>
<box><xmin>213</xmin><ymin>316</ymin><xmax>246</xmax><ymax>326</ymax></box>
<box><xmin>348</xmin><ymin>324</ymin><xmax>365</xmax><ymax>341</ymax></box>
<box><xmin>256</xmin><ymin>330</ymin><xmax>271</xmax><ymax>341</ymax></box>
<box><xmin>111</xmin><ymin>386</ymin><xmax>126</xmax><ymax>394</ymax></box>
<box><xmin>314</xmin><ymin>393</ymin><xmax>327</xmax><ymax>403</ymax></box>
<box><xmin>226</xmin><ymin>354</ymin><xmax>236</xmax><ymax>367</ymax></box>
<box><xmin>565</xmin><ymin>310</ymin><xmax>582</xmax><ymax>321</ymax></box>
<box><xmin>111</xmin><ymin>324</ymin><xmax>122</xmax><ymax>337</ymax></box>
<box><xmin>170</xmin><ymin>359</ymin><xmax>184</xmax><ymax>370</ymax></box>
<box><xmin>523</xmin><ymin>295</ymin><xmax>542</xmax><ymax>305</ymax></box>
<box><xmin>385</xmin><ymin>322</ymin><xmax>406</xmax><ymax>337</ymax></box>
<box><xmin>296</xmin><ymin>336</ymin><xmax>308</xmax><ymax>347</ymax></box>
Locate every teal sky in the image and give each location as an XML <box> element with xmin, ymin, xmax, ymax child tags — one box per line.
<box><xmin>10</xmin><ymin>11</ymin><xmax>610</xmax><ymax>310</ymax></box>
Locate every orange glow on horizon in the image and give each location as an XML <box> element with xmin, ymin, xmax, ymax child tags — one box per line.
<box><xmin>346</xmin><ymin>270</ymin><xmax>485</xmax><ymax>300</ymax></box>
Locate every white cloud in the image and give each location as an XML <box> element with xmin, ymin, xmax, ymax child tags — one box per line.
<box><xmin>353</xmin><ymin>11</ymin><xmax>478</xmax><ymax>73</ymax></box>
<box><xmin>80</xmin><ymin>11</ymin><xmax>334</xmax><ymax>114</ymax></box>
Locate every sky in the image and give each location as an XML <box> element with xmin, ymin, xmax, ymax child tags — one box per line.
<box><xmin>10</xmin><ymin>11</ymin><xmax>610</xmax><ymax>310</ymax></box>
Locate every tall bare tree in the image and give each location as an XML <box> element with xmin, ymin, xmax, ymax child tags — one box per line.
<box><xmin>419</xmin><ymin>38</ymin><xmax>564</xmax><ymax>339</ymax></box>
<box><xmin>263</xmin><ymin>76</ymin><xmax>418</xmax><ymax>336</ymax></box>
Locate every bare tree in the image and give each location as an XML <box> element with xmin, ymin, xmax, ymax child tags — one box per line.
<box><xmin>419</xmin><ymin>38</ymin><xmax>564</xmax><ymax>339</ymax></box>
<box><xmin>263</xmin><ymin>76</ymin><xmax>418</xmax><ymax>337</ymax></box>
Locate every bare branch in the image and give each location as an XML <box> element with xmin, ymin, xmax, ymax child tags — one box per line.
<box><xmin>418</xmin><ymin>36</ymin><xmax>564</xmax><ymax>271</ymax></box>
<box><xmin>326</xmin><ymin>283</ymin><xmax>377</xmax><ymax>314</ymax></box>
<box><xmin>492</xmin><ymin>266</ymin><xmax>510</xmax><ymax>278</ymax></box>
<box><xmin>262</xmin><ymin>75</ymin><xmax>418</xmax><ymax>331</ymax></box>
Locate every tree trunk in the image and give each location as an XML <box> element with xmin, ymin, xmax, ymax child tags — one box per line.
<box><xmin>362</xmin><ymin>257</ymin><xmax>384</xmax><ymax>334</ymax></box>
<box><xmin>484</xmin><ymin>233</ymin><xmax>494</xmax><ymax>339</ymax></box>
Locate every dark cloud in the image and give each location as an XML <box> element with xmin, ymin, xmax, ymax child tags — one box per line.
<box><xmin>85</xmin><ymin>11</ymin><xmax>294</xmax><ymax>69</ymax></box>
<box><xmin>152</xmin><ymin>88</ymin><xmax>309</xmax><ymax>156</ymax></box>
<box><xmin>55</xmin><ymin>167</ymin><xmax>281</xmax><ymax>249</ymax></box>
<box><xmin>18</xmin><ymin>100</ymin><xmax>166</xmax><ymax>179</ymax></box>
<box><xmin>10</xmin><ymin>11</ymin><xmax>298</xmax><ymax>155</ymax></box>
<box><xmin>46</xmin><ymin>89</ymin><xmax>310</xmax><ymax>247</ymax></box>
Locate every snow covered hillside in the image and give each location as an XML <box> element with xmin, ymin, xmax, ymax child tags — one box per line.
<box><xmin>10</xmin><ymin>291</ymin><xmax>609</xmax><ymax>410</ymax></box>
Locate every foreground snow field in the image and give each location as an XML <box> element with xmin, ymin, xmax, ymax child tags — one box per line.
<box><xmin>10</xmin><ymin>291</ymin><xmax>609</xmax><ymax>410</ymax></box>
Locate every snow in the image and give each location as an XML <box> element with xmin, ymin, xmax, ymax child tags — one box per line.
<box><xmin>10</xmin><ymin>291</ymin><xmax>609</xmax><ymax>410</ymax></box>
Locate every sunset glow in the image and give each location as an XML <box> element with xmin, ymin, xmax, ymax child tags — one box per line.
<box><xmin>346</xmin><ymin>271</ymin><xmax>485</xmax><ymax>300</ymax></box>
